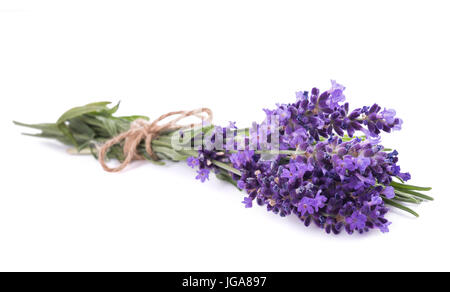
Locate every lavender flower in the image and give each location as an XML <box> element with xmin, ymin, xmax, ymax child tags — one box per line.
<box><xmin>262</xmin><ymin>80</ymin><xmax>403</xmax><ymax>146</ymax></box>
<box><xmin>346</xmin><ymin>212</ymin><xmax>367</xmax><ymax>233</ymax></box>
<box><xmin>298</xmin><ymin>197</ymin><xmax>316</xmax><ymax>217</ymax></box>
<box><xmin>242</xmin><ymin>197</ymin><xmax>253</xmax><ymax>208</ymax></box>
<box><xmin>382</xmin><ymin>186</ymin><xmax>395</xmax><ymax>199</ymax></box>
<box><xmin>195</xmin><ymin>169</ymin><xmax>210</xmax><ymax>183</ymax></box>
<box><xmin>187</xmin><ymin>156</ymin><xmax>199</xmax><ymax>168</ymax></box>
<box><xmin>186</xmin><ymin>81</ymin><xmax>429</xmax><ymax>235</ymax></box>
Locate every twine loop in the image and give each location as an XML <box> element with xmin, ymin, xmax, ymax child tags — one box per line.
<box><xmin>98</xmin><ymin>108</ymin><xmax>213</xmax><ymax>172</ymax></box>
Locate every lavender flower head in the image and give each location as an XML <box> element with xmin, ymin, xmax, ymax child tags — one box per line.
<box><xmin>185</xmin><ymin>81</ymin><xmax>431</xmax><ymax>235</ymax></box>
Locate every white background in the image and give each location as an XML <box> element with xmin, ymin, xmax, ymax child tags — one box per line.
<box><xmin>0</xmin><ymin>0</ymin><xmax>449</xmax><ymax>272</ymax></box>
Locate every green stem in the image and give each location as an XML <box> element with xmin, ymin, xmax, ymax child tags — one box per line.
<box><xmin>394</xmin><ymin>190</ymin><xmax>423</xmax><ymax>202</ymax></box>
<box><xmin>383</xmin><ymin>198</ymin><xmax>419</xmax><ymax>217</ymax></box>
<box><xmin>211</xmin><ymin>160</ymin><xmax>242</xmax><ymax>176</ymax></box>
<box><xmin>394</xmin><ymin>188</ymin><xmax>434</xmax><ymax>201</ymax></box>
<box><xmin>180</xmin><ymin>149</ymin><xmax>242</xmax><ymax>176</ymax></box>
<box><xmin>390</xmin><ymin>181</ymin><xmax>432</xmax><ymax>191</ymax></box>
<box><xmin>391</xmin><ymin>196</ymin><xmax>421</xmax><ymax>204</ymax></box>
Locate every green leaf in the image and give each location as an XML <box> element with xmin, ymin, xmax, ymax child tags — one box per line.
<box><xmin>383</xmin><ymin>198</ymin><xmax>419</xmax><ymax>217</ymax></box>
<box><xmin>395</xmin><ymin>188</ymin><xmax>434</xmax><ymax>201</ymax></box>
<box><xmin>82</xmin><ymin>115</ymin><xmax>108</xmax><ymax>128</ymax></box>
<box><xmin>13</xmin><ymin>121</ymin><xmax>62</xmax><ymax>135</ymax></box>
<box><xmin>116</xmin><ymin>115</ymin><xmax>149</xmax><ymax>122</ymax></box>
<box><xmin>57</xmin><ymin>123</ymin><xmax>78</xmax><ymax>147</ymax></box>
<box><xmin>54</xmin><ymin>102</ymin><xmax>116</xmax><ymax>148</ymax></box>
<box><xmin>68</xmin><ymin>118</ymin><xmax>95</xmax><ymax>138</ymax></box>
<box><xmin>96</xmin><ymin>116</ymin><xmax>119</xmax><ymax>137</ymax></box>
<box><xmin>390</xmin><ymin>181</ymin><xmax>432</xmax><ymax>191</ymax></box>
<box><xmin>56</xmin><ymin>102</ymin><xmax>112</xmax><ymax>124</ymax></box>
<box><xmin>106</xmin><ymin>101</ymin><xmax>120</xmax><ymax>115</ymax></box>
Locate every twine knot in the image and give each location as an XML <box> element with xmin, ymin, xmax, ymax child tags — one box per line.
<box><xmin>98</xmin><ymin>108</ymin><xmax>213</xmax><ymax>172</ymax></box>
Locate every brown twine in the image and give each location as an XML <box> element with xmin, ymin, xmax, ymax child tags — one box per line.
<box><xmin>98</xmin><ymin>108</ymin><xmax>213</xmax><ymax>172</ymax></box>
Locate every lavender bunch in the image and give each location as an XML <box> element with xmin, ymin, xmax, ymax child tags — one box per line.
<box><xmin>15</xmin><ymin>81</ymin><xmax>433</xmax><ymax>235</ymax></box>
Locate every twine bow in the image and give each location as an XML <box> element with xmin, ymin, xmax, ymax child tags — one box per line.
<box><xmin>98</xmin><ymin>108</ymin><xmax>213</xmax><ymax>172</ymax></box>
